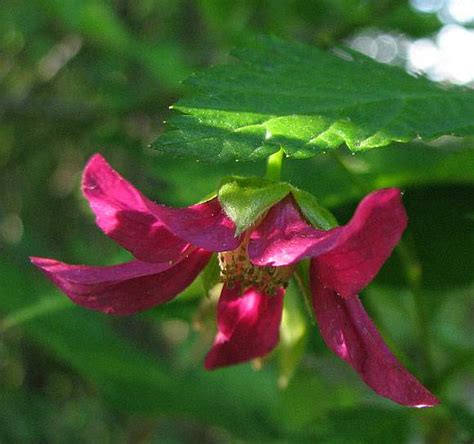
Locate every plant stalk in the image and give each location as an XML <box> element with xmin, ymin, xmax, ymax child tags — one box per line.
<box><xmin>396</xmin><ymin>239</ymin><xmax>436</xmax><ymax>384</ymax></box>
<box><xmin>265</xmin><ymin>148</ymin><xmax>284</xmax><ymax>181</ymax></box>
<box><xmin>0</xmin><ymin>297</ymin><xmax>71</xmax><ymax>333</ymax></box>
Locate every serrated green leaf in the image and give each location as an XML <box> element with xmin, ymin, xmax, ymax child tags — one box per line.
<box><xmin>291</xmin><ymin>187</ymin><xmax>338</xmax><ymax>229</ymax></box>
<box><xmin>218</xmin><ymin>176</ymin><xmax>291</xmax><ymax>235</ymax></box>
<box><xmin>153</xmin><ymin>36</ymin><xmax>474</xmax><ymax>162</ymax></box>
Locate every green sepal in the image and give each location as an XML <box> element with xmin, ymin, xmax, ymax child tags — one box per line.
<box><xmin>294</xmin><ymin>259</ymin><xmax>316</xmax><ymax>324</ymax></box>
<box><xmin>200</xmin><ymin>254</ymin><xmax>221</xmax><ymax>298</ymax></box>
<box><xmin>218</xmin><ymin>176</ymin><xmax>291</xmax><ymax>235</ymax></box>
<box><xmin>291</xmin><ymin>187</ymin><xmax>338</xmax><ymax>230</ymax></box>
<box><xmin>277</xmin><ymin>280</ymin><xmax>308</xmax><ymax>389</ymax></box>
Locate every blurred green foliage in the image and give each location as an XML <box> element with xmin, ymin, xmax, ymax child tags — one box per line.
<box><xmin>1</xmin><ymin>0</ymin><xmax>474</xmax><ymax>442</ymax></box>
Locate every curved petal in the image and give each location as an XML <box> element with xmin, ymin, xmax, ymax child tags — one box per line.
<box><xmin>311</xmin><ymin>265</ymin><xmax>439</xmax><ymax>408</ymax></box>
<box><xmin>313</xmin><ymin>188</ymin><xmax>407</xmax><ymax>297</ymax></box>
<box><xmin>146</xmin><ymin>197</ymin><xmax>241</xmax><ymax>253</ymax></box>
<box><xmin>30</xmin><ymin>249</ymin><xmax>211</xmax><ymax>315</ymax></box>
<box><xmin>248</xmin><ymin>196</ymin><xmax>337</xmax><ymax>266</ymax></box>
<box><xmin>204</xmin><ymin>283</ymin><xmax>284</xmax><ymax>369</ymax></box>
<box><xmin>250</xmin><ymin>189</ymin><xmax>407</xmax><ymax>297</ymax></box>
<box><xmin>82</xmin><ymin>154</ymin><xmax>188</xmax><ymax>262</ymax></box>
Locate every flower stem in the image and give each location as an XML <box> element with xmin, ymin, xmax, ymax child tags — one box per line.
<box><xmin>396</xmin><ymin>239</ymin><xmax>436</xmax><ymax>384</ymax></box>
<box><xmin>266</xmin><ymin>148</ymin><xmax>284</xmax><ymax>181</ymax></box>
<box><xmin>0</xmin><ymin>297</ymin><xmax>71</xmax><ymax>333</ymax></box>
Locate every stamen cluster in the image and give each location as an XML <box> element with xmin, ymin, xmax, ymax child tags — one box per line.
<box><xmin>218</xmin><ymin>237</ymin><xmax>293</xmax><ymax>296</ymax></box>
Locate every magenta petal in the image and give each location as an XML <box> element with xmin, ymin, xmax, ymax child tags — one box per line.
<box><xmin>204</xmin><ymin>284</ymin><xmax>284</xmax><ymax>369</ymax></box>
<box><xmin>30</xmin><ymin>249</ymin><xmax>211</xmax><ymax>315</ymax></box>
<box><xmin>314</xmin><ymin>188</ymin><xmax>407</xmax><ymax>297</ymax></box>
<box><xmin>311</xmin><ymin>266</ymin><xmax>439</xmax><ymax>407</ymax></box>
<box><xmin>82</xmin><ymin>154</ymin><xmax>189</xmax><ymax>262</ymax></box>
<box><xmin>248</xmin><ymin>196</ymin><xmax>341</xmax><ymax>267</ymax></box>
<box><xmin>250</xmin><ymin>189</ymin><xmax>407</xmax><ymax>298</ymax></box>
<box><xmin>146</xmin><ymin>197</ymin><xmax>241</xmax><ymax>252</ymax></box>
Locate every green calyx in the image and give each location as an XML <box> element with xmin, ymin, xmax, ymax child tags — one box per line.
<box><xmin>217</xmin><ymin>175</ymin><xmax>338</xmax><ymax>236</ymax></box>
<box><xmin>291</xmin><ymin>188</ymin><xmax>338</xmax><ymax>230</ymax></box>
<box><xmin>218</xmin><ymin>176</ymin><xmax>291</xmax><ymax>236</ymax></box>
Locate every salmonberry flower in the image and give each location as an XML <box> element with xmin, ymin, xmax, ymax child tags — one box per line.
<box><xmin>31</xmin><ymin>154</ymin><xmax>439</xmax><ymax>408</ymax></box>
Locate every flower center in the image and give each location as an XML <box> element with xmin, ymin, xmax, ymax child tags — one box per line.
<box><xmin>218</xmin><ymin>237</ymin><xmax>294</xmax><ymax>296</ymax></box>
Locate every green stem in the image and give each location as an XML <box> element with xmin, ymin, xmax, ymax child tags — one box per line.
<box><xmin>396</xmin><ymin>240</ymin><xmax>435</xmax><ymax>384</ymax></box>
<box><xmin>265</xmin><ymin>148</ymin><xmax>284</xmax><ymax>181</ymax></box>
<box><xmin>0</xmin><ymin>297</ymin><xmax>71</xmax><ymax>333</ymax></box>
<box><xmin>330</xmin><ymin>150</ymin><xmax>435</xmax><ymax>382</ymax></box>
